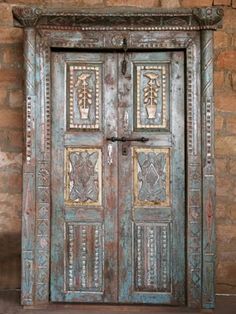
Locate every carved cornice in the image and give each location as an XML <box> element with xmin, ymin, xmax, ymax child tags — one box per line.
<box><xmin>12</xmin><ymin>6</ymin><xmax>223</xmax><ymax>30</ymax></box>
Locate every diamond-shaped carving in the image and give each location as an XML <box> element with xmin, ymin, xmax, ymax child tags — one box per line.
<box><xmin>134</xmin><ymin>148</ymin><xmax>170</xmax><ymax>206</ymax></box>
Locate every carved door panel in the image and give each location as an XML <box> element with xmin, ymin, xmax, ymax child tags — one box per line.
<box><xmin>51</xmin><ymin>52</ymin><xmax>119</xmax><ymax>302</ymax></box>
<box><xmin>51</xmin><ymin>51</ymin><xmax>185</xmax><ymax>304</ymax></box>
<box><xmin>117</xmin><ymin>52</ymin><xmax>185</xmax><ymax>304</ymax></box>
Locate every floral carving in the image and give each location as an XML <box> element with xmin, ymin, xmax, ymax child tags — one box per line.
<box><xmin>75</xmin><ymin>73</ymin><xmax>93</xmax><ymax>120</ymax></box>
<box><xmin>69</xmin><ymin>151</ymin><xmax>99</xmax><ymax>203</ymax></box>
<box><xmin>143</xmin><ymin>72</ymin><xmax>160</xmax><ymax>119</ymax></box>
<box><xmin>69</xmin><ymin>65</ymin><xmax>100</xmax><ymax>129</ymax></box>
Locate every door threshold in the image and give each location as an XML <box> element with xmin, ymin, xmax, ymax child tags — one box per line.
<box><xmin>23</xmin><ymin>303</ymin><xmax>212</xmax><ymax>313</ymax></box>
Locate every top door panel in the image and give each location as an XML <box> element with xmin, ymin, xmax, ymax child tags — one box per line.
<box><xmin>133</xmin><ymin>52</ymin><xmax>170</xmax><ymax>131</ymax></box>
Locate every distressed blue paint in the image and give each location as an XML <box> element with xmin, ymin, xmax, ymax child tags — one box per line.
<box><xmin>118</xmin><ymin>52</ymin><xmax>185</xmax><ymax>304</ymax></box>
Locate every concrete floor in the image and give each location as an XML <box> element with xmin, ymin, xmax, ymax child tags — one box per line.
<box><xmin>0</xmin><ymin>291</ymin><xmax>236</xmax><ymax>314</ymax></box>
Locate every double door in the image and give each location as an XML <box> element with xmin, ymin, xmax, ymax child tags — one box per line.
<box><xmin>51</xmin><ymin>50</ymin><xmax>185</xmax><ymax>304</ymax></box>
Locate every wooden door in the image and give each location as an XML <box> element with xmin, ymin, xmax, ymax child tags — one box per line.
<box><xmin>117</xmin><ymin>52</ymin><xmax>185</xmax><ymax>304</ymax></box>
<box><xmin>51</xmin><ymin>50</ymin><xmax>185</xmax><ymax>305</ymax></box>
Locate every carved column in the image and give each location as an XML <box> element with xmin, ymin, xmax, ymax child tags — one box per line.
<box><xmin>22</xmin><ymin>27</ymin><xmax>36</xmax><ymax>305</ymax></box>
<box><xmin>201</xmin><ymin>30</ymin><xmax>216</xmax><ymax>309</ymax></box>
<box><xmin>34</xmin><ymin>36</ymin><xmax>51</xmax><ymax>304</ymax></box>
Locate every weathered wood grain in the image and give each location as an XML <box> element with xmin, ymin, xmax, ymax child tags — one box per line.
<box><xmin>201</xmin><ymin>30</ymin><xmax>216</xmax><ymax>309</ymax></box>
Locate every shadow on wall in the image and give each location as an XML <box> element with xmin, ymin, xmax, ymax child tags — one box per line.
<box><xmin>0</xmin><ymin>232</ymin><xmax>21</xmax><ymax>289</ymax></box>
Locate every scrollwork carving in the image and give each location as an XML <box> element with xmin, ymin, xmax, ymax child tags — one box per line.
<box><xmin>65</xmin><ymin>148</ymin><xmax>102</xmax><ymax>205</ymax></box>
<box><xmin>13</xmin><ymin>6</ymin><xmax>42</xmax><ymax>27</ymax></box>
<box><xmin>69</xmin><ymin>151</ymin><xmax>99</xmax><ymax>203</ymax></box>
<box><xmin>134</xmin><ymin>148</ymin><xmax>170</xmax><ymax>207</ymax></box>
<box><xmin>193</xmin><ymin>7</ymin><xmax>223</xmax><ymax>28</ymax></box>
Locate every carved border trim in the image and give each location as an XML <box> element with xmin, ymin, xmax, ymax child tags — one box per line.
<box><xmin>12</xmin><ymin>6</ymin><xmax>223</xmax><ymax>30</ymax></box>
<box><xmin>34</xmin><ymin>33</ymin><xmax>51</xmax><ymax>304</ymax></box>
<box><xmin>186</xmin><ymin>40</ymin><xmax>202</xmax><ymax>308</ymax></box>
<box><xmin>201</xmin><ymin>30</ymin><xmax>215</xmax><ymax>309</ymax></box>
<box><xmin>21</xmin><ymin>28</ymin><xmax>36</xmax><ymax>306</ymax></box>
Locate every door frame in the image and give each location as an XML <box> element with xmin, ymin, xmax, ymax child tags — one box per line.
<box><xmin>13</xmin><ymin>5</ymin><xmax>223</xmax><ymax>309</ymax></box>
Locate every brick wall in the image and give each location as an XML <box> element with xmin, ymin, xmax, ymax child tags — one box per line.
<box><xmin>0</xmin><ymin>0</ymin><xmax>235</xmax><ymax>295</ymax></box>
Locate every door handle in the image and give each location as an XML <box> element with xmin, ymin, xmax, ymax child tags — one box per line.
<box><xmin>106</xmin><ymin>136</ymin><xmax>149</xmax><ymax>143</ymax></box>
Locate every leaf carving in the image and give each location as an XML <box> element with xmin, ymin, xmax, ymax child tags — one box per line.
<box><xmin>143</xmin><ymin>72</ymin><xmax>160</xmax><ymax>119</ymax></box>
<box><xmin>75</xmin><ymin>72</ymin><xmax>93</xmax><ymax>120</ymax></box>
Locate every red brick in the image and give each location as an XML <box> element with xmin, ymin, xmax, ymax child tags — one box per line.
<box><xmin>224</xmin><ymin>71</ymin><xmax>233</xmax><ymax>89</ymax></box>
<box><xmin>229</xmin><ymin>159</ymin><xmax>236</xmax><ymax>175</ymax></box>
<box><xmin>0</xmin><ymin>28</ymin><xmax>23</xmax><ymax>44</ymax></box>
<box><xmin>216</xmin><ymin>136</ymin><xmax>236</xmax><ymax>156</ymax></box>
<box><xmin>0</xmin><ymin>193</ymin><xmax>21</xmax><ymax>229</ymax></box>
<box><xmin>216</xmin><ymin>176</ymin><xmax>232</xmax><ymax>196</ymax></box>
<box><xmin>226</xmin><ymin>115</ymin><xmax>236</xmax><ymax>134</ymax></box>
<box><xmin>0</xmin><ymin>130</ymin><xmax>23</xmax><ymax>152</ymax></box>
<box><xmin>215</xmin><ymin>158</ymin><xmax>228</xmax><ymax>176</ymax></box>
<box><xmin>160</xmin><ymin>0</ymin><xmax>180</xmax><ymax>7</ymax></box>
<box><xmin>0</xmin><ymin>169</ymin><xmax>22</xmax><ymax>194</ymax></box>
<box><xmin>228</xmin><ymin>203</ymin><xmax>236</xmax><ymax>220</ymax></box>
<box><xmin>215</xmin><ymin>114</ymin><xmax>224</xmax><ymax>131</ymax></box>
<box><xmin>0</xmin><ymin>69</ymin><xmax>23</xmax><ymax>89</ymax></box>
<box><xmin>231</xmin><ymin>72</ymin><xmax>236</xmax><ymax>91</ymax></box>
<box><xmin>214</xmin><ymin>31</ymin><xmax>229</xmax><ymax>49</ymax></box>
<box><xmin>216</xmin><ymin>261</ymin><xmax>236</xmax><ymax>294</ymax></box>
<box><xmin>217</xmin><ymin>224</ymin><xmax>236</xmax><ymax>252</ymax></box>
<box><xmin>180</xmin><ymin>0</ymin><xmax>213</xmax><ymax>7</ymax></box>
<box><xmin>0</xmin><ymin>152</ymin><xmax>22</xmax><ymax>169</ymax></box>
<box><xmin>214</xmin><ymin>71</ymin><xmax>225</xmax><ymax>90</ymax></box>
<box><xmin>2</xmin><ymin>46</ymin><xmax>23</xmax><ymax>65</ymax></box>
<box><xmin>0</xmin><ymin>110</ymin><xmax>22</xmax><ymax>129</ymax></box>
<box><xmin>106</xmin><ymin>0</ymin><xmax>159</xmax><ymax>6</ymax></box>
<box><xmin>216</xmin><ymin>200</ymin><xmax>227</xmax><ymax>220</ymax></box>
<box><xmin>5</xmin><ymin>0</ymin><xmax>82</xmax><ymax>4</ymax></box>
<box><xmin>215</xmin><ymin>92</ymin><xmax>236</xmax><ymax>112</ymax></box>
<box><xmin>222</xmin><ymin>7</ymin><xmax>236</xmax><ymax>29</ymax></box>
<box><xmin>0</xmin><ymin>4</ymin><xmax>12</xmax><ymax>27</ymax></box>
<box><xmin>82</xmin><ymin>0</ymin><xmax>104</xmax><ymax>4</ymax></box>
<box><xmin>216</xmin><ymin>51</ymin><xmax>236</xmax><ymax>72</ymax></box>
<box><xmin>9</xmin><ymin>89</ymin><xmax>24</xmax><ymax>109</ymax></box>
<box><xmin>0</xmin><ymin>89</ymin><xmax>8</xmax><ymax>107</ymax></box>
<box><xmin>232</xmin><ymin>0</ymin><xmax>236</xmax><ymax>8</ymax></box>
<box><xmin>232</xmin><ymin>33</ymin><xmax>236</xmax><ymax>47</ymax></box>
<box><xmin>213</xmin><ymin>0</ymin><xmax>231</xmax><ymax>5</ymax></box>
